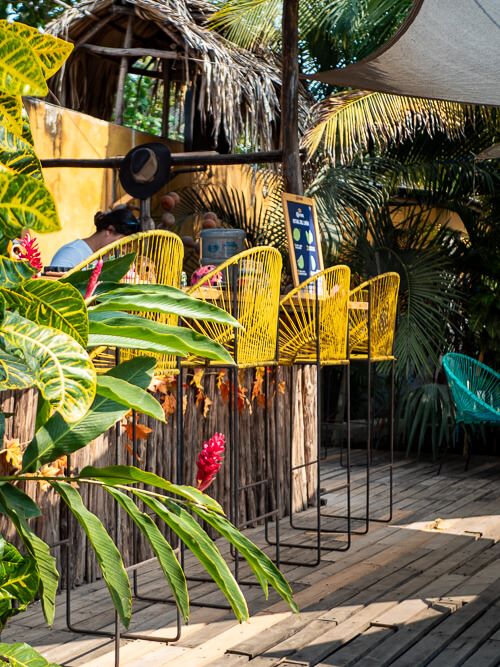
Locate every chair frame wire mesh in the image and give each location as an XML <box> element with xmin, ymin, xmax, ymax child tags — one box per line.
<box><xmin>443</xmin><ymin>353</ymin><xmax>500</xmax><ymax>425</ymax></box>
<box><xmin>180</xmin><ymin>247</ymin><xmax>283</xmax><ymax>593</ymax></box>
<box><xmin>62</xmin><ymin>233</ymin><xmax>185</xmax><ymax>658</ymax></box>
<box><xmin>270</xmin><ymin>266</ymin><xmax>352</xmax><ymax>565</ymax></box>
<box><xmin>440</xmin><ymin>353</ymin><xmax>500</xmax><ymax>472</ymax></box>
<box><xmin>341</xmin><ymin>272</ymin><xmax>399</xmax><ymax>534</ymax></box>
<box><xmin>67</xmin><ymin>230</ymin><xmax>184</xmax><ymax>378</ymax></box>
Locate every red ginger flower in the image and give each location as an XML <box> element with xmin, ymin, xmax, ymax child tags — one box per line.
<box><xmin>196</xmin><ymin>432</ymin><xmax>225</xmax><ymax>492</ymax></box>
<box><xmin>10</xmin><ymin>233</ymin><xmax>43</xmax><ymax>272</ymax></box>
<box><xmin>84</xmin><ymin>259</ymin><xmax>103</xmax><ymax>299</ymax></box>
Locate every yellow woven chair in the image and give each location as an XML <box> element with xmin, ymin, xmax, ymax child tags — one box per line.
<box><xmin>275</xmin><ymin>266</ymin><xmax>352</xmax><ymax>565</ymax></box>
<box><xmin>66</xmin><ymin>230</ymin><xmax>184</xmax><ymax>378</ymax></box>
<box><xmin>182</xmin><ymin>246</ymin><xmax>283</xmax><ymax>581</ymax></box>
<box><xmin>349</xmin><ymin>272</ymin><xmax>400</xmax><ymax>361</ymax></box>
<box><xmin>184</xmin><ymin>247</ymin><xmax>283</xmax><ymax>368</ymax></box>
<box><xmin>348</xmin><ymin>271</ymin><xmax>400</xmax><ymax>531</ymax></box>
<box><xmin>279</xmin><ymin>265</ymin><xmax>351</xmax><ymax>366</ymax></box>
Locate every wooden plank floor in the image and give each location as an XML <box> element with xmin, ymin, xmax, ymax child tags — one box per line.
<box><xmin>5</xmin><ymin>450</ymin><xmax>500</xmax><ymax>667</ymax></box>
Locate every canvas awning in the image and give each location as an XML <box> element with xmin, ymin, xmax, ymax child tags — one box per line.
<box><xmin>308</xmin><ymin>0</ymin><xmax>500</xmax><ymax>107</ymax></box>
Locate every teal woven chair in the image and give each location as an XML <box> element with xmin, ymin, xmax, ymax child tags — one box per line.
<box><xmin>441</xmin><ymin>353</ymin><xmax>500</xmax><ymax>471</ymax></box>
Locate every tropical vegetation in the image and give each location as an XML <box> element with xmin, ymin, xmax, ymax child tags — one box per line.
<box><xmin>197</xmin><ymin>0</ymin><xmax>499</xmax><ymax>458</ymax></box>
<box><xmin>0</xmin><ymin>19</ymin><xmax>297</xmax><ymax>665</ymax></box>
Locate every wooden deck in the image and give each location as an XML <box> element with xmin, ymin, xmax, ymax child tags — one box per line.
<box><xmin>5</xmin><ymin>451</ymin><xmax>500</xmax><ymax>667</ymax></box>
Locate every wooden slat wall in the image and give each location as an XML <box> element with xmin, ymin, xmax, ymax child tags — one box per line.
<box><xmin>0</xmin><ymin>366</ymin><xmax>317</xmax><ymax>584</ymax></box>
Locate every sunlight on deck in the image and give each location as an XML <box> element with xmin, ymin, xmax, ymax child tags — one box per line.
<box><xmin>396</xmin><ymin>515</ymin><xmax>500</xmax><ymax>541</ymax></box>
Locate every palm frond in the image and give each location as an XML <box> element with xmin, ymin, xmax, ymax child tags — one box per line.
<box><xmin>178</xmin><ymin>168</ymin><xmax>286</xmax><ymax>250</ymax></box>
<box><xmin>306</xmin><ymin>163</ymin><xmax>388</xmax><ymax>260</ymax></box>
<box><xmin>302</xmin><ymin>90</ymin><xmax>482</xmax><ymax>163</ymax></box>
<box><xmin>208</xmin><ymin>0</ymin><xmax>282</xmax><ymax>50</ymax></box>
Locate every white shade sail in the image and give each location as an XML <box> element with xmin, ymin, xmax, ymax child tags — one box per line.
<box><xmin>309</xmin><ymin>0</ymin><xmax>500</xmax><ymax>107</ymax></box>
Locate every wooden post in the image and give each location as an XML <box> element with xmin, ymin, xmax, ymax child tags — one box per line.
<box><xmin>162</xmin><ymin>61</ymin><xmax>171</xmax><ymax>138</ymax></box>
<box><xmin>140</xmin><ymin>198</ymin><xmax>155</xmax><ymax>231</ymax></box>
<box><xmin>113</xmin><ymin>15</ymin><xmax>133</xmax><ymax>125</ymax></box>
<box><xmin>281</xmin><ymin>0</ymin><xmax>303</xmax><ymax>195</ymax></box>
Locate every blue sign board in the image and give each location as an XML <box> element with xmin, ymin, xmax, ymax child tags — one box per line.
<box><xmin>282</xmin><ymin>193</ymin><xmax>324</xmax><ymax>286</ymax></box>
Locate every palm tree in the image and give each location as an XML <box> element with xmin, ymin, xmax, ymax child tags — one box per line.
<box><xmin>206</xmin><ymin>0</ymin><xmax>500</xmax><ymax>458</ymax></box>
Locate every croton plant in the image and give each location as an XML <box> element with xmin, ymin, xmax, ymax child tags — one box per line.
<box><xmin>0</xmin><ymin>20</ymin><xmax>296</xmax><ymax>666</ymax></box>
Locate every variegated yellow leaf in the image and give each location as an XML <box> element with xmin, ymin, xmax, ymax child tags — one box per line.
<box><xmin>21</xmin><ymin>106</ymin><xmax>34</xmax><ymax>145</ymax></box>
<box><xmin>0</xmin><ymin>25</ymin><xmax>47</xmax><ymax>97</ymax></box>
<box><xmin>0</xmin><ymin>93</ymin><xmax>22</xmax><ymax>135</ymax></box>
<box><xmin>0</xmin><ymin>256</ymin><xmax>35</xmax><ymax>286</ymax></box>
<box><xmin>0</xmin><ymin>347</ymin><xmax>32</xmax><ymax>390</ymax></box>
<box><xmin>2</xmin><ymin>21</ymin><xmax>74</xmax><ymax>80</ymax></box>
<box><xmin>0</xmin><ymin>126</ymin><xmax>42</xmax><ymax>179</ymax></box>
<box><xmin>0</xmin><ymin>278</ymin><xmax>88</xmax><ymax>346</ymax></box>
<box><xmin>0</xmin><ymin>310</ymin><xmax>96</xmax><ymax>423</ymax></box>
<box><xmin>0</xmin><ymin>172</ymin><xmax>60</xmax><ymax>237</ymax></box>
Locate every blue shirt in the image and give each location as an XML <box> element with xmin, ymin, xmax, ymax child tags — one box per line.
<box><xmin>50</xmin><ymin>239</ymin><xmax>93</xmax><ymax>269</ymax></box>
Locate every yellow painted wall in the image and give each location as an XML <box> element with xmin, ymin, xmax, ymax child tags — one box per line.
<box><xmin>27</xmin><ymin>99</ymin><xmax>267</xmax><ymax>265</ymax></box>
<box><xmin>27</xmin><ymin>99</ymin><xmax>183</xmax><ymax>265</ymax></box>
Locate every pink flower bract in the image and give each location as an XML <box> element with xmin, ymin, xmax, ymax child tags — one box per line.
<box><xmin>84</xmin><ymin>259</ymin><xmax>104</xmax><ymax>299</ymax></box>
<box><xmin>10</xmin><ymin>233</ymin><xmax>43</xmax><ymax>272</ymax></box>
<box><xmin>196</xmin><ymin>432</ymin><xmax>225</xmax><ymax>492</ymax></box>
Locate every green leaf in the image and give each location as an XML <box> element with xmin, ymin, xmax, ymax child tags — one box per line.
<box><xmin>0</xmin><ymin>25</ymin><xmax>47</xmax><ymax>97</ymax></box>
<box><xmin>0</xmin><ymin>642</ymin><xmax>61</xmax><ymax>666</ymax></box>
<box><xmin>0</xmin><ymin>172</ymin><xmax>60</xmax><ymax>243</ymax></box>
<box><xmin>0</xmin><ymin>484</ymin><xmax>41</xmax><ymax>519</ymax></box>
<box><xmin>0</xmin><ymin>257</ymin><xmax>35</xmax><ymax>287</ymax></box>
<box><xmin>96</xmin><ymin>375</ymin><xmax>165</xmax><ymax>422</ymax></box>
<box><xmin>22</xmin><ymin>357</ymin><xmax>156</xmax><ymax>472</ymax></box>
<box><xmin>1</xmin><ymin>279</ymin><xmax>88</xmax><ymax>346</ymax></box>
<box><xmin>0</xmin><ymin>310</ymin><xmax>95</xmax><ymax>423</ymax></box>
<box><xmin>0</xmin><ymin>347</ymin><xmax>33</xmax><ymax>390</ymax></box>
<box><xmin>136</xmin><ymin>492</ymin><xmax>249</xmax><ymax>622</ymax></box>
<box><xmin>79</xmin><ymin>465</ymin><xmax>223</xmax><ymax>514</ymax></box>
<box><xmin>2</xmin><ymin>21</ymin><xmax>73</xmax><ymax>80</ymax></box>
<box><xmin>35</xmin><ymin>397</ymin><xmax>51</xmax><ymax>432</ymax></box>
<box><xmin>52</xmin><ymin>482</ymin><xmax>132</xmax><ymax>629</ymax></box>
<box><xmin>0</xmin><ymin>126</ymin><xmax>42</xmax><ymax>179</ymax></box>
<box><xmin>61</xmin><ymin>253</ymin><xmax>136</xmax><ymax>293</ymax></box>
<box><xmin>88</xmin><ymin>312</ymin><xmax>234</xmax><ymax>364</ymax></box>
<box><xmin>0</xmin><ymin>498</ymin><xmax>58</xmax><ymax>626</ymax></box>
<box><xmin>0</xmin><ymin>94</ymin><xmax>22</xmax><ymax>135</ymax></box>
<box><xmin>104</xmin><ymin>486</ymin><xmax>189</xmax><ymax>622</ymax></box>
<box><xmin>91</xmin><ymin>284</ymin><xmax>242</xmax><ymax>327</ymax></box>
<box><xmin>0</xmin><ymin>537</ymin><xmax>39</xmax><ymax>628</ymax></box>
<box><xmin>191</xmin><ymin>504</ymin><xmax>298</xmax><ymax>613</ymax></box>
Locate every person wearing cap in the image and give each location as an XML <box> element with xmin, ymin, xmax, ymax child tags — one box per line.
<box><xmin>50</xmin><ymin>205</ymin><xmax>141</xmax><ymax>269</ymax></box>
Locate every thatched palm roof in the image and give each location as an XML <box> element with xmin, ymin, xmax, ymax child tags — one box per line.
<box><xmin>47</xmin><ymin>0</ymin><xmax>305</xmax><ymax>150</ymax></box>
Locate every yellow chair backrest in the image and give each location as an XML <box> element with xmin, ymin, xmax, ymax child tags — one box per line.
<box><xmin>279</xmin><ymin>265</ymin><xmax>351</xmax><ymax>365</ymax></box>
<box><xmin>67</xmin><ymin>230</ymin><xmax>184</xmax><ymax>377</ymax></box>
<box><xmin>349</xmin><ymin>272</ymin><xmax>400</xmax><ymax>360</ymax></box>
<box><xmin>184</xmin><ymin>247</ymin><xmax>283</xmax><ymax>368</ymax></box>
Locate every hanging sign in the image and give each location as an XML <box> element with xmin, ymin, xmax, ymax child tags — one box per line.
<box><xmin>282</xmin><ymin>193</ymin><xmax>324</xmax><ymax>287</ymax></box>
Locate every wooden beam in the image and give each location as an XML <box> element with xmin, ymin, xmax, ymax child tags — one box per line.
<box><xmin>80</xmin><ymin>43</ymin><xmax>178</xmax><ymax>61</ymax></box>
<box><xmin>281</xmin><ymin>0</ymin><xmax>303</xmax><ymax>195</ymax></box>
<box><xmin>40</xmin><ymin>149</ymin><xmax>286</xmax><ymax>169</ymax></box>
<box><xmin>129</xmin><ymin>66</ymin><xmax>163</xmax><ymax>79</ymax></box>
<box><xmin>113</xmin><ymin>15</ymin><xmax>134</xmax><ymax>125</ymax></box>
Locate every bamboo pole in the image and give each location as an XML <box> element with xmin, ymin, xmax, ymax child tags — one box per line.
<box><xmin>113</xmin><ymin>15</ymin><xmax>134</xmax><ymax>125</ymax></box>
<box><xmin>81</xmin><ymin>44</ymin><xmax>178</xmax><ymax>60</ymax></box>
